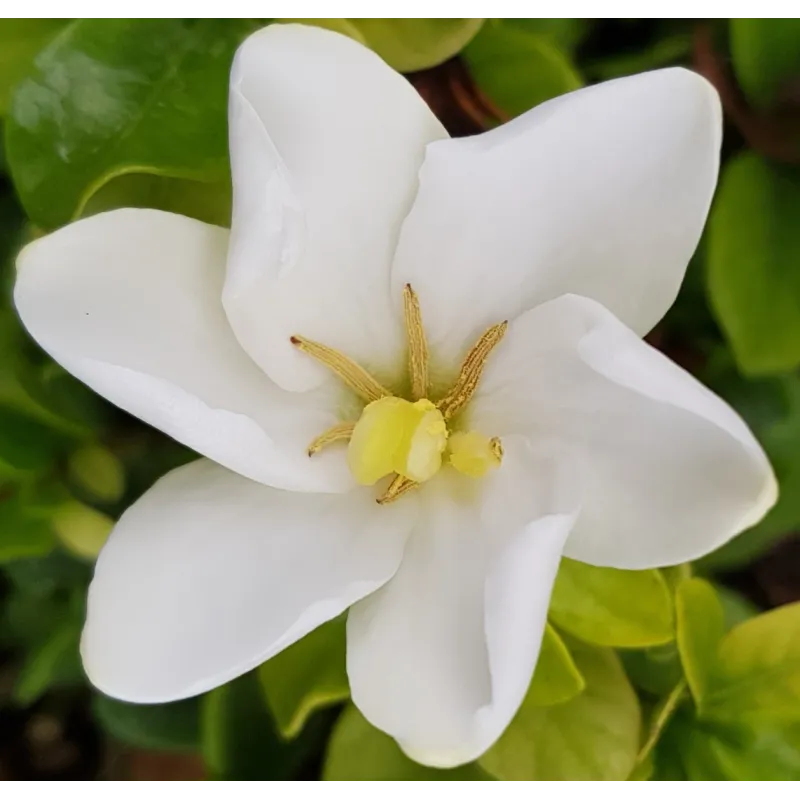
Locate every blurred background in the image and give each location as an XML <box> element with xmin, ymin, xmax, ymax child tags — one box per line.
<box><xmin>0</xmin><ymin>18</ymin><xmax>799</xmax><ymax>780</ymax></box>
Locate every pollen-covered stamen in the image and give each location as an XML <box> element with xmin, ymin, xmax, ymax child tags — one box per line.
<box><xmin>307</xmin><ymin>422</ymin><xmax>356</xmax><ymax>456</ymax></box>
<box><xmin>347</xmin><ymin>397</ymin><xmax>448</xmax><ymax>486</ymax></box>
<box><xmin>403</xmin><ymin>284</ymin><xmax>429</xmax><ymax>401</ymax></box>
<box><xmin>290</xmin><ymin>335</ymin><xmax>391</xmax><ymax>403</ymax></box>
<box><xmin>437</xmin><ymin>321</ymin><xmax>508</xmax><ymax>420</ymax></box>
<box><xmin>377</xmin><ymin>474</ymin><xmax>418</xmax><ymax>505</ymax></box>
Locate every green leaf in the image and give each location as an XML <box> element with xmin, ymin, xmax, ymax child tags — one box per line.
<box><xmin>620</xmin><ymin>643</ymin><xmax>684</xmax><ymax>697</ymax></box>
<box><xmin>202</xmin><ymin>671</ymin><xmax>320</xmax><ymax>780</ymax></box>
<box><xmin>5</xmin><ymin>19</ymin><xmax>262</xmax><ymax>230</ymax></box>
<box><xmin>707</xmin><ymin>154</ymin><xmax>800</xmax><ymax>375</ymax></box>
<box><xmin>343</xmin><ymin>19</ymin><xmax>484</xmax><ymax>72</ymax></box>
<box><xmin>658</xmin><ymin>712</ymin><xmax>800</xmax><ymax>780</ymax></box>
<box><xmin>0</xmin><ymin>20</ymin><xmax>67</xmax><ymax>115</ymax></box>
<box><xmin>93</xmin><ymin>695</ymin><xmax>201</xmax><ymax>752</ymax></box>
<box><xmin>697</xmin><ymin>724</ymin><xmax>800</xmax><ymax>780</ymax></box>
<box><xmin>463</xmin><ymin>20</ymin><xmax>581</xmax><ymax>119</ymax></box>
<box><xmin>636</xmin><ymin>681</ymin><xmax>688</xmax><ymax>767</ymax></box>
<box><xmin>704</xmin><ymin>601</ymin><xmax>800</xmax><ymax>725</ymax></box>
<box><xmin>0</xmin><ymin>494</ymin><xmax>56</xmax><ymax>563</ymax></box>
<box><xmin>3</xmin><ymin>548</ymin><xmax>92</xmax><ymax>594</ymax></box>
<box><xmin>715</xmin><ymin>584</ymin><xmax>760</xmax><ymax>630</ymax></box>
<box><xmin>676</xmin><ymin>578</ymin><xmax>725</xmax><ymax>706</ymax></box>
<box><xmin>697</xmin><ymin>371</ymin><xmax>800</xmax><ymax>570</ymax></box>
<box><xmin>549</xmin><ymin>558</ymin><xmax>674</xmax><ymax>648</ymax></box>
<box><xmin>0</xmin><ymin>407</ymin><xmax>62</xmax><ymax>478</ymax></box>
<box><xmin>527</xmin><ymin>624</ymin><xmax>585</xmax><ymax>706</ymax></box>
<box><xmin>481</xmin><ymin>641</ymin><xmax>640</xmax><ymax>780</ymax></box>
<box><xmin>504</xmin><ymin>18</ymin><xmax>590</xmax><ymax>53</ymax></box>
<box><xmin>323</xmin><ymin>704</ymin><xmax>491</xmax><ymax>780</ymax></box>
<box><xmin>258</xmin><ymin>615</ymin><xmax>349</xmax><ymax>738</ymax></box>
<box><xmin>588</xmin><ymin>34</ymin><xmax>692</xmax><ymax>80</ymax></box>
<box><xmin>67</xmin><ymin>444</ymin><xmax>125</xmax><ymax>504</ymax></box>
<box><xmin>730</xmin><ymin>19</ymin><xmax>800</xmax><ymax>109</ymax></box>
<box><xmin>13</xmin><ymin>614</ymin><xmax>82</xmax><ymax>704</ymax></box>
<box><xmin>52</xmin><ymin>500</ymin><xmax>114</xmax><ymax>561</ymax></box>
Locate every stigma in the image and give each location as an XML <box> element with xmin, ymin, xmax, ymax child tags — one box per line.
<box><xmin>292</xmin><ymin>285</ymin><xmax>506</xmax><ymax>503</ymax></box>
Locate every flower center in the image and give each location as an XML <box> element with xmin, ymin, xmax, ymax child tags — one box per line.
<box><xmin>291</xmin><ymin>285</ymin><xmax>506</xmax><ymax>504</ymax></box>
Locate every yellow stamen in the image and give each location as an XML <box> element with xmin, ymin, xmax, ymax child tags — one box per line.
<box><xmin>403</xmin><ymin>284</ymin><xmax>429</xmax><ymax>401</ymax></box>
<box><xmin>448</xmin><ymin>432</ymin><xmax>504</xmax><ymax>478</ymax></box>
<box><xmin>290</xmin><ymin>335</ymin><xmax>391</xmax><ymax>403</ymax></box>
<box><xmin>437</xmin><ymin>322</ymin><xmax>508</xmax><ymax>420</ymax></box>
<box><xmin>347</xmin><ymin>397</ymin><xmax>448</xmax><ymax>486</ymax></box>
<box><xmin>377</xmin><ymin>474</ymin><xmax>418</xmax><ymax>505</ymax></box>
<box><xmin>307</xmin><ymin>422</ymin><xmax>355</xmax><ymax>456</ymax></box>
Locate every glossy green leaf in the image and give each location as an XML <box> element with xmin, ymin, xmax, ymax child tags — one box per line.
<box><xmin>549</xmin><ymin>559</ymin><xmax>674</xmax><ymax>648</ymax></box>
<box><xmin>676</xmin><ymin>578</ymin><xmax>725</xmax><ymax>706</ymax></box>
<box><xmin>464</xmin><ymin>20</ymin><xmax>581</xmax><ymax>118</ymax></box>
<box><xmin>0</xmin><ymin>20</ymin><xmax>67</xmax><ymax>115</ymax></box>
<box><xmin>323</xmin><ymin>704</ymin><xmax>491</xmax><ymax>781</ymax></box>
<box><xmin>731</xmin><ymin>19</ymin><xmax>800</xmax><ymax>109</ymax></box>
<box><xmin>93</xmin><ymin>695</ymin><xmax>201</xmax><ymax>752</ymax></box>
<box><xmin>202</xmin><ymin>671</ymin><xmax>321</xmax><ymax>780</ymax></box>
<box><xmin>481</xmin><ymin>642</ymin><xmax>640</xmax><ymax>780</ymax></box>
<box><xmin>0</xmin><ymin>495</ymin><xmax>56</xmax><ymax>563</ymax></box>
<box><xmin>708</xmin><ymin>153</ymin><xmax>800</xmax><ymax>375</ymax></box>
<box><xmin>704</xmin><ymin>601</ymin><xmax>800</xmax><ymax>725</ymax></box>
<box><xmin>13</xmin><ymin>614</ymin><xmax>82</xmax><ymax>704</ymax></box>
<box><xmin>52</xmin><ymin>500</ymin><xmax>114</xmax><ymax>561</ymax></box>
<box><xmin>346</xmin><ymin>19</ymin><xmax>484</xmax><ymax>72</ymax></box>
<box><xmin>527</xmin><ymin>624</ymin><xmax>585</xmax><ymax>706</ymax></box>
<box><xmin>5</xmin><ymin>18</ymin><xmax>262</xmax><ymax>230</ymax></box>
<box><xmin>67</xmin><ymin>444</ymin><xmax>125</xmax><ymax>504</ymax></box>
<box><xmin>258</xmin><ymin>615</ymin><xmax>349</xmax><ymax>739</ymax></box>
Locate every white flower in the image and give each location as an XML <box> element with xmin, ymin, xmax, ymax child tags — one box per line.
<box><xmin>14</xmin><ymin>24</ymin><xmax>776</xmax><ymax>767</ymax></box>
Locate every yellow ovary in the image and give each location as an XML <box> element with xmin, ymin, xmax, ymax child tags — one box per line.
<box><xmin>293</xmin><ymin>285</ymin><xmax>505</xmax><ymax>503</ymax></box>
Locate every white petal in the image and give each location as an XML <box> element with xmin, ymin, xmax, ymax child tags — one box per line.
<box><xmin>82</xmin><ymin>459</ymin><xmax>414</xmax><ymax>702</ymax></box>
<box><xmin>347</xmin><ymin>439</ymin><xmax>578</xmax><ymax>767</ymax></box>
<box><xmin>224</xmin><ymin>24</ymin><xmax>447</xmax><ymax>392</ymax></box>
<box><xmin>469</xmin><ymin>295</ymin><xmax>777</xmax><ymax>569</ymax></box>
<box><xmin>392</xmin><ymin>68</ymin><xmax>721</xmax><ymax>374</ymax></box>
<box><xmin>14</xmin><ymin>209</ymin><xmax>353</xmax><ymax>493</ymax></box>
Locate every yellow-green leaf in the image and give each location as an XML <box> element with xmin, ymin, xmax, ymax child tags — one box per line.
<box><xmin>349</xmin><ymin>19</ymin><xmax>484</xmax><ymax>72</ymax></box>
<box><xmin>323</xmin><ymin>704</ymin><xmax>492</xmax><ymax>780</ymax></box>
<box><xmin>480</xmin><ymin>642</ymin><xmax>640</xmax><ymax>780</ymax></box>
<box><xmin>68</xmin><ymin>444</ymin><xmax>125</xmax><ymax>504</ymax></box>
<box><xmin>676</xmin><ymin>578</ymin><xmax>725</xmax><ymax>706</ymax></box>
<box><xmin>52</xmin><ymin>500</ymin><xmax>114</xmax><ymax>561</ymax></box>
<box><xmin>549</xmin><ymin>558</ymin><xmax>674</xmax><ymax>647</ymax></box>
<box><xmin>258</xmin><ymin>615</ymin><xmax>349</xmax><ymax>739</ymax></box>
<box><xmin>528</xmin><ymin>624</ymin><xmax>585</xmax><ymax>706</ymax></box>
<box><xmin>704</xmin><ymin>601</ymin><xmax>800</xmax><ymax>725</ymax></box>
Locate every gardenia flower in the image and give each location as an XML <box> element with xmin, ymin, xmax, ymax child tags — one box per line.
<box><xmin>14</xmin><ymin>24</ymin><xmax>776</xmax><ymax>767</ymax></box>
